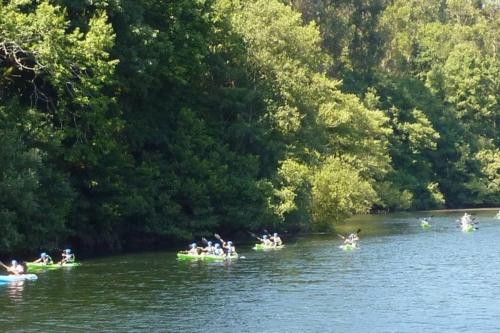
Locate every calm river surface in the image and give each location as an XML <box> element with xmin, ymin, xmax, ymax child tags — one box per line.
<box><xmin>1</xmin><ymin>209</ymin><xmax>500</xmax><ymax>332</ymax></box>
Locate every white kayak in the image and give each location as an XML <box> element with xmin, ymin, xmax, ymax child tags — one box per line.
<box><xmin>0</xmin><ymin>274</ymin><xmax>38</xmax><ymax>282</ymax></box>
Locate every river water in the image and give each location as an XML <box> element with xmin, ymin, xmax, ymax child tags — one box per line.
<box><xmin>1</xmin><ymin>209</ymin><xmax>500</xmax><ymax>332</ymax></box>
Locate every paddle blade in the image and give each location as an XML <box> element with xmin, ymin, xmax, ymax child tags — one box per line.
<box><xmin>214</xmin><ymin>233</ymin><xmax>221</xmax><ymax>240</ymax></box>
<box><xmin>356</xmin><ymin>229</ymin><xmax>362</xmax><ymax>234</ymax></box>
<box><xmin>263</xmin><ymin>229</ymin><xmax>270</xmax><ymax>235</ymax></box>
<box><xmin>201</xmin><ymin>237</ymin><xmax>208</xmax><ymax>245</ymax></box>
<box><xmin>337</xmin><ymin>234</ymin><xmax>346</xmax><ymax>239</ymax></box>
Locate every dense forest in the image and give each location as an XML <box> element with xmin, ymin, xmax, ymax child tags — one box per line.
<box><xmin>0</xmin><ymin>0</ymin><xmax>498</xmax><ymax>254</ymax></box>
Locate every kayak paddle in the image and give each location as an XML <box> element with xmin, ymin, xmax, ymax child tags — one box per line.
<box><xmin>0</xmin><ymin>261</ymin><xmax>18</xmax><ymax>275</ymax></box>
<box><xmin>0</xmin><ymin>261</ymin><xmax>8</xmax><ymax>270</ymax></box>
<box><xmin>214</xmin><ymin>233</ymin><xmax>224</xmax><ymax>243</ymax></box>
<box><xmin>248</xmin><ymin>231</ymin><xmax>259</xmax><ymax>239</ymax></box>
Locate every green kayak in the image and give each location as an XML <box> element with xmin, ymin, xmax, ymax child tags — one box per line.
<box><xmin>176</xmin><ymin>253</ymin><xmax>238</xmax><ymax>261</ymax></box>
<box><xmin>253</xmin><ymin>244</ymin><xmax>285</xmax><ymax>250</ymax></box>
<box><xmin>26</xmin><ymin>262</ymin><xmax>80</xmax><ymax>271</ymax></box>
<box><xmin>461</xmin><ymin>224</ymin><xmax>475</xmax><ymax>232</ymax></box>
<box><xmin>420</xmin><ymin>220</ymin><xmax>430</xmax><ymax>229</ymax></box>
<box><xmin>339</xmin><ymin>243</ymin><xmax>358</xmax><ymax>251</ymax></box>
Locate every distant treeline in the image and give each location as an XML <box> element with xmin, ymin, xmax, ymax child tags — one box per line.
<box><xmin>0</xmin><ymin>0</ymin><xmax>498</xmax><ymax>254</ymax></box>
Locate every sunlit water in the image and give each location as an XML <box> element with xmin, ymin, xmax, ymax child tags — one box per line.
<box><xmin>1</xmin><ymin>210</ymin><xmax>500</xmax><ymax>332</ymax></box>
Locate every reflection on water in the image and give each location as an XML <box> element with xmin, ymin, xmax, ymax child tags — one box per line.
<box><xmin>177</xmin><ymin>258</ymin><xmax>239</xmax><ymax>269</ymax></box>
<box><xmin>0</xmin><ymin>280</ymin><xmax>26</xmax><ymax>303</ymax></box>
<box><xmin>0</xmin><ymin>209</ymin><xmax>499</xmax><ymax>332</ymax></box>
<box><xmin>6</xmin><ymin>281</ymin><xmax>25</xmax><ymax>301</ymax></box>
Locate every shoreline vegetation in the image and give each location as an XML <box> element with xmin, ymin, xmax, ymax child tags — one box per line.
<box><xmin>1</xmin><ymin>208</ymin><xmax>499</xmax><ymax>260</ymax></box>
<box><xmin>0</xmin><ymin>0</ymin><xmax>498</xmax><ymax>256</ymax></box>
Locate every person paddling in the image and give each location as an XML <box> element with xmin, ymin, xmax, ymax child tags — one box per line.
<box><xmin>222</xmin><ymin>240</ymin><xmax>237</xmax><ymax>257</ymax></box>
<box><xmin>420</xmin><ymin>216</ymin><xmax>432</xmax><ymax>228</ymax></box>
<box><xmin>187</xmin><ymin>243</ymin><xmax>199</xmax><ymax>255</ymax></box>
<box><xmin>214</xmin><ymin>233</ymin><xmax>237</xmax><ymax>257</ymax></box>
<box><xmin>344</xmin><ymin>234</ymin><xmax>358</xmax><ymax>245</ymax></box>
<box><xmin>344</xmin><ymin>229</ymin><xmax>360</xmax><ymax>246</ymax></box>
<box><xmin>459</xmin><ymin>213</ymin><xmax>475</xmax><ymax>229</ymax></box>
<box><xmin>421</xmin><ymin>216</ymin><xmax>431</xmax><ymax>223</ymax></box>
<box><xmin>1</xmin><ymin>260</ymin><xmax>25</xmax><ymax>275</ymax></box>
<box><xmin>459</xmin><ymin>213</ymin><xmax>478</xmax><ymax>231</ymax></box>
<box><xmin>270</xmin><ymin>233</ymin><xmax>283</xmax><ymax>246</ymax></box>
<box><xmin>57</xmin><ymin>249</ymin><xmax>76</xmax><ymax>265</ymax></box>
<box><xmin>461</xmin><ymin>213</ymin><xmax>472</xmax><ymax>225</ymax></box>
<box><xmin>203</xmin><ymin>241</ymin><xmax>215</xmax><ymax>255</ymax></box>
<box><xmin>33</xmin><ymin>252</ymin><xmax>53</xmax><ymax>265</ymax></box>
<box><xmin>213</xmin><ymin>243</ymin><xmax>224</xmax><ymax>256</ymax></box>
<box><xmin>257</xmin><ymin>235</ymin><xmax>272</xmax><ymax>246</ymax></box>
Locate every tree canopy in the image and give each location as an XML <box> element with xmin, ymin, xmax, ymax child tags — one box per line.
<box><xmin>0</xmin><ymin>0</ymin><xmax>498</xmax><ymax>254</ymax></box>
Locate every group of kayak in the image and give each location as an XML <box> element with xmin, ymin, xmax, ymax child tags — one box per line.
<box><xmin>4</xmin><ymin>211</ymin><xmax>496</xmax><ymax>275</ymax></box>
<box><xmin>177</xmin><ymin>234</ymin><xmax>238</xmax><ymax>260</ymax></box>
<box><xmin>179</xmin><ymin>210</ymin><xmax>498</xmax><ymax>260</ymax></box>
<box><xmin>177</xmin><ymin>232</ymin><xmax>285</xmax><ymax>260</ymax></box>
<box><xmin>252</xmin><ymin>232</ymin><xmax>283</xmax><ymax>250</ymax></box>
<box><xmin>0</xmin><ymin>249</ymin><xmax>78</xmax><ymax>282</ymax></box>
<box><xmin>419</xmin><ymin>212</ymin><xmax>488</xmax><ymax>232</ymax></box>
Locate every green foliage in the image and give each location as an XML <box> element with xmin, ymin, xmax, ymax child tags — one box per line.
<box><xmin>0</xmin><ymin>0</ymin><xmax>498</xmax><ymax>254</ymax></box>
<box><xmin>374</xmin><ymin>181</ymin><xmax>413</xmax><ymax>210</ymax></box>
<box><xmin>311</xmin><ymin>157</ymin><xmax>378</xmax><ymax>229</ymax></box>
<box><xmin>0</xmin><ymin>0</ymin><xmax>120</xmax><ymax>252</ymax></box>
<box><xmin>466</xmin><ymin>149</ymin><xmax>500</xmax><ymax>205</ymax></box>
<box><xmin>271</xmin><ymin>159</ymin><xmax>311</xmax><ymax>227</ymax></box>
<box><xmin>0</xmin><ymin>105</ymin><xmax>73</xmax><ymax>252</ymax></box>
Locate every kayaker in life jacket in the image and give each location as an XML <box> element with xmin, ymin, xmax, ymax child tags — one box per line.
<box><xmin>257</xmin><ymin>235</ymin><xmax>272</xmax><ymax>246</ymax></box>
<box><xmin>461</xmin><ymin>213</ymin><xmax>472</xmax><ymax>224</ymax></box>
<box><xmin>33</xmin><ymin>252</ymin><xmax>53</xmax><ymax>265</ymax></box>
<box><xmin>459</xmin><ymin>213</ymin><xmax>475</xmax><ymax>229</ymax></box>
<box><xmin>344</xmin><ymin>232</ymin><xmax>359</xmax><ymax>245</ymax></box>
<box><xmin>203</xmin><ymin>241</ymin><xmax>215</xmax><ymax>255</ymax></box>
<box><xmin>213</xmin><ymin>243</ymin><xmax>224</xmax><ymax>256</ymax></box>
<box><xmin>270</xmin><ymin>233</ymin><xmax>283</xmax><ymax>246</ymax></box>
<box><xmin>57</xmin><ymin>249</ymin><xmax>76</xmax><ymax>265</ymax></box>
<box><xmin>187</xmin><ymin>243</ymin><xmax>199</xmax><ymax>255</ymax></box>
<box><xmin>223</xmin><ymin>241</ymin><xmax>237</xmax><ymax>256</ymax></box>
<box><xmin>7</xmin><ymin>260</ymin><xmax>24</xmax><ymax>275</ymax></box>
